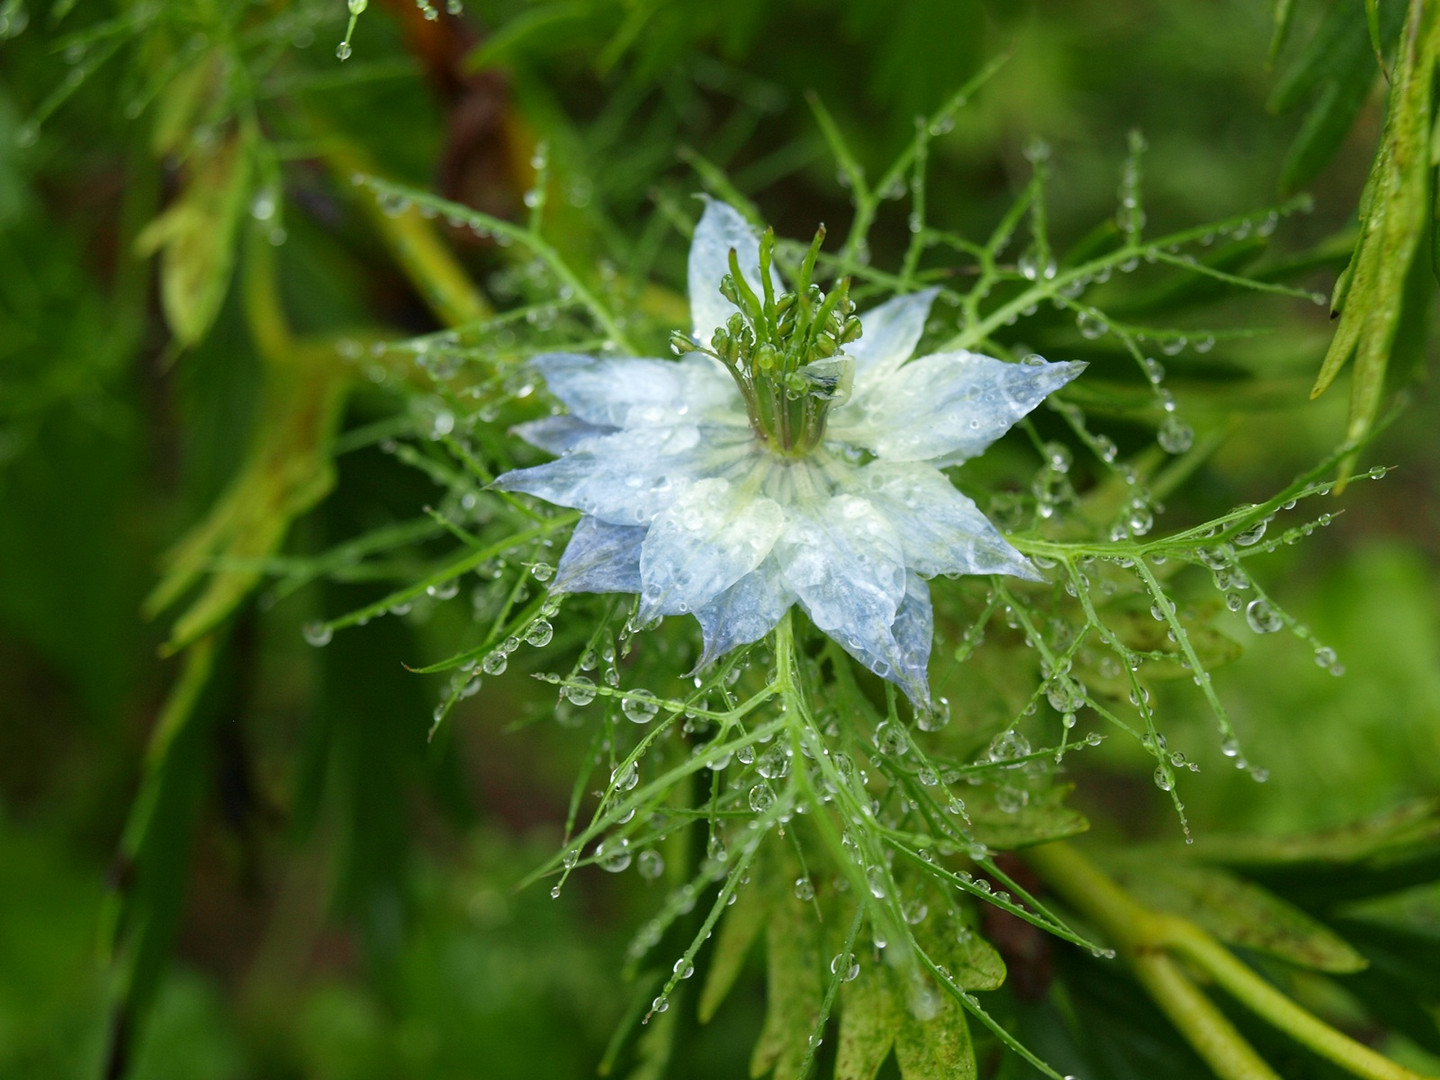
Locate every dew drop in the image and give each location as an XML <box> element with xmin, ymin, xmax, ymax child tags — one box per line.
<box><xmin>622</xmin><ymin>689</ymin><xmax>660</xmax><ymax>724</ymax></box>
<box><xmin>595</xmin><ymin>838</ymin><xmax>631</xmax><ymax>872</ymax></box>
<box><xmin>562</xmin><ymin>676</ymin><xmax>596</xmax><ymax>706</ymax></box>
<box><xmin>302</xmin><ymin>621</ymin><xmax>333</xmax><ymax>647</ymax></box>
<box><xmin>1244</xmin><ymin>598</ymin><xmax>1282</xmax><ymax>634</ymax></box>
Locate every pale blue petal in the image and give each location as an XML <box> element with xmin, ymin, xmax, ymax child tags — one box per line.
<box><xmin>492</xmin><ymin>425</ymin><xmax>754</xmax><ymax>525</ymax></box>
<box><xmin>836</xmin><ymin>572</ymin><xmax>933</xmax><ymax>704</ymax></box>
<box><xmin>531</xmin><ymin>353</ymin><xmax>742</xmax><ymax>429</ymax></box>
<box><xmin>551</xmin><ymin>516</ymin><xmax>645</xmax><ymax>595</ymax></box>
<box><xmin>843</xmin><ymin>461</ymin><xmax>1041</xmax><ymax>581</ymax></box>
<box><xmin>512</xmin><ymin>415</ymin><xmax>616</xmax><ymax>455</ymax></box>
<box><xmin>688</xmin><ymin>198</ymin><xmax>784</xmax><ymax>344</ymax></box>
<box><xmin>692</xmin><ymin>557</ymin><xmax>795</xmax><ymax>669</ymax></box>
<box><xmin>776</xmin><ymin>492</ymin><xmax>907</xmax><ymax>653</ymax></box>
<box><xmin>637</xmin><ymin>477</ymin><xmax>785</xmax><ymax>621</ymax></box>
<box><xmin>830</xmin><ymin>352</ymin><xmax>1085</xmax><ymax>464</ymax></box>
<box><xmin>848</xmin><ymin>288</ymin><xmax>939</xmax><ymax>391</ymax></box>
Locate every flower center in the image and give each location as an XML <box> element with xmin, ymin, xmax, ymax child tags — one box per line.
<box><xmin>673</xmin><ymin>226</ymin><xmax>861</xmax><ymax>457</ymax></box>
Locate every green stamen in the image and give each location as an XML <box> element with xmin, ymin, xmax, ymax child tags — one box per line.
<box><xmin>676</xmin><ymin>226</ymin><xmax>859</xmax><ymax>457</ymax></box>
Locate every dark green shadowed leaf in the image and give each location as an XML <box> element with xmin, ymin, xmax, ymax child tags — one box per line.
<box><xmin>698</xmin><ymin>865</ymin><xmax>769</xmax><ymax>1023</ymax></box>
<box><xmin>146</xmin><ymin>344</ymin><xmax>350</xmax><ymax>654</ymax></box>
<box><xmin>749</xmin><ymin>885</ymin><xmax>822</xmax><ymax>1080</ymax></box>
<box><xmin>99</xmin><ymin>637</ymin><xmax>224</xmax><ymax>1076</ymax></box>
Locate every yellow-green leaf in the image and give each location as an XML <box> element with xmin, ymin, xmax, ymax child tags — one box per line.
<box><xmin>918</xmin><ymin>912</ymin><xmax>1007</xmax><ymax>992</ymax></box>
<box><xmin>893</xmin><ymin>974</ymin><xmax>977</xmax><ymax>1080</ymax></box>
<box><xmin>834</xmin><ymin>957</ymin><xmax>898</xmax><ymax>1080</ymax></box>
<box><xmin>136</xmin><ymin>131</ymin><xmax>252</xmax><ymax>347</ymax></box>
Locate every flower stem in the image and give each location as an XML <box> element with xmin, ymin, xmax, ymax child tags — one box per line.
<box><xmin>1026</xmin><ymin>841</ymin><xmax>1433</xmax><ymax>1080</ymax></box>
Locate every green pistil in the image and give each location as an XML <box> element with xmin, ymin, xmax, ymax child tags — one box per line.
<box><xmin>672</xmin><ymin>225</ymin><xmax>861</xmax><ymax>457</ymax></box>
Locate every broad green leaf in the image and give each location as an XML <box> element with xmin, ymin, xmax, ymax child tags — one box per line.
<box><xmin>1189</xmin><ymin>799</ymin><xmax>1440</xmax><ymax>868</ymax></box>
<box><xmin>893</xmin><ymin>971</ymin><xmax>977</xmax><ymax>1080</ymax></box>
<box><xmin>1104</xmin><ymin>858</ymin><xmax>1368</xmax><ymax>972</ymax></box>
<box><xmin>749</xmin><ymin>886</ymin><xmax>822</xmax><ymax>1080</ymax></box>
<box><xmin>134</xmin><ymin>131</ymin><xmax>252</xmax><ymax>348</ymax></box>
<box><xmin>834</xmin><ymin>958</ymin><xmax>898</xmax><ymax>1080</ymax></box>
<box><xmin>967</xmin><ymin>784</ymin><xmax>1089</xmax><ymax>851</ymax></box>
<box><xmin>698</xmin><ymin>869</ymin><xmax>769</xmax><ymax>1022</ymax></box>
<box><xmin>920</xmin><ymin>913</ymin><xmax>1006</xmax><ymax>992</ymax></box>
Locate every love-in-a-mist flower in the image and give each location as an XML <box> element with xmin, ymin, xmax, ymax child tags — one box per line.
<box><xmin>494</xmin><ymin>201</ymin><xmax>1084</xmax><ymax>703</ymax></box>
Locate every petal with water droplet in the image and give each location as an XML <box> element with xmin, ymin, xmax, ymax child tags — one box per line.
<box><xmin>831</xmin><ymin>351</ymin><xmax>1085</xmax><ymax>464</ymax></box>
<box><xmin>848</xmin><ymin>288</ymin><xmax>939</xmax><ymax>391</ymax></box>
<box><xmin>836</xmin><ymin>572</ymin><xmax>933</xmax><ymax>704</ymax></box>
<box><xmin>531</xmin><ymin>353</ymin><xmax>740</xmax><ymax>428</ymax></box>
<box><xmin>511</xmin><ymin>414</ymin><xmax>616</xmax><ymax>455</ymax></box>
<box><xmin>688</xmin><ymin>198</ymin><xmax>784</xmax><ymax>343</ymax></box>
<box><xmin>492</xmin><ymin>425</ymin><xmax>752</xmax><ymax>525</ymax></box>
<box><xmin>844</xmin><ymin>461</ymin><xmax>1040</xmax><ymax>580</ymax></box>
<box><xmin>551</xmin><ymin>516</ymin><xmax>645</xmax><ymax>594</ymax></box>
<box><xmin>692</xmin><ymin>557</ymin><xmax>795</xmax><ymax>668</ymax></box>
<box><xmin>776</xmin><ymin>493</ymin><xmax>907</xmax><ymax>656</ymax></box>
<box><xmin>638</xmin><ymin>477</ymin><xmax>785</xmax><ymax>621</ymax></box>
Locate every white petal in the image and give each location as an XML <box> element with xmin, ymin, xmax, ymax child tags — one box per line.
<box><xmin>552</xmin><ymin>517</ymin><xmax>645</xmax><ymax>595</ymax></box>
<box><xmin>837</xmin><ymin>572</ymin><xmax>933</xmax><ymax>704</ymax></box>
<box><xmin>638</xmin><ymin>477</ymin><xmax>785</xmax><ymax>621</ymax></box>
<box><xmin>831</xmin><ymin>352</ymin><xmax>1085</xmax><ymax>464</ymax></box>
<box><xmin>688</xmin><ymin>198</ymin><xmax>783</xmax><ymax>344</ymax></box>
<box><xmin>493</xmin><ymin>425</ymin><xmax>754</xmax><ymax>525</ymax></box>
<box><xmin>692</xmin><ymin>557</ymin><xmax>795</xmax><ymax>668</ymax></box>
<box><xmin>843</xmin><ymin>461</ymin><xmax>1041</xmax><ymax>581</ymax></box>
<box><xmin>512</xmin><ymin>415</ymin><xmax>616</xmax><ymax>455</ymax></box>
<box><xmin>532</xmin><ymin>352</ymin><xmax>742</xmax><ymax>428</ymax></box>
<box><xmin>776</xmin><ymin>492</ymin><xmax>907</xmax><ymax>650</ymax></box>
<box><xmin>847</xmin><ymin>288</ymin><xmax>939</xmax><ymax>391</ymax></box>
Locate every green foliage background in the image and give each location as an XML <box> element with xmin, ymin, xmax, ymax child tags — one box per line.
<box><xmin>1</xmin><ymin>1</ymin><xmax>1438</xmax><ymax>1078</ymax></box>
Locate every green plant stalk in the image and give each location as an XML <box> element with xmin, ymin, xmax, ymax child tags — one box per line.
<box><xmin>1027</xmin><ymin>842</ymin><xmax>1433</xmax><ymax>1080</ymax></box>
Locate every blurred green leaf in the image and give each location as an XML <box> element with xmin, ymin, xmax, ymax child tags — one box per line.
<box><xmin>134</xmin><ymin>132</ymin><xmax>252</xmax><ymax>348</ymax></box>
<box><xmin>146</xmin><ymin>345</ymin><xmax>349</xmax><ymax>654</ymax></box>
<box><xmin>1103</xmin><ymin>857</ymin><xmax>1368</xmax><ymax>972</ymax></box>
